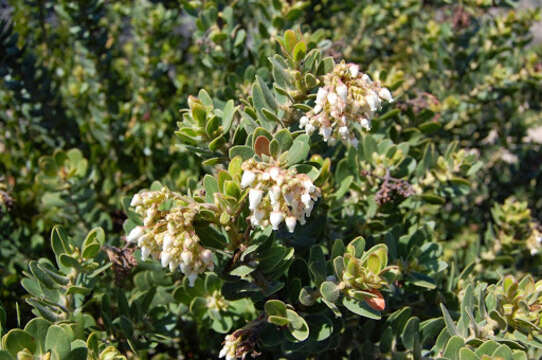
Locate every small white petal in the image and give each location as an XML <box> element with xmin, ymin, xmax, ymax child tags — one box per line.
<box><xmin>130</xmin><ymin>194</ymin><xmax>141</xmax><ymax>207</ymax></box>
<box><xmin>181</xmin><ymin>251</ymin><xmax>193</xmax><ymax>264</ymax></box>
<box><xmin>161</xmin><ymin>252</ymin><xmax>171</xmax><ymax>267</ymax></box>
<box><xmin>253</xmin><ymin>208</ymin><xmax>265</xmax><ymax>223</ymax></box>
<box><xmin>269</xmin><ymin>186</ymin><xmax>281</xmax><ymax>205</ymax></box>
<box><xmin>201</xmin><ymin>249</ymin><xmax>213</xmax><ymax>264</ymax></box>
<box><xmin>285</xmin><ymin>216</ymin><xmax>297</xmax><ymax>233</ymax></box>
<box><xmin>339</xmin><ymin>126</ymin><xmax>348</xmax><ymax>137</ymax></box>
<box><xmin>269</xmin><ymin>167</ymin><xmax>280</xmax><ymax>181</ymax></box>
<box><xmin>379</xmin><ymin>88</ymin><xmax>393</xmax><ymax>103</ymax></box>
<box><xmin>299</xmin><ymin>116</ymin><xmax>309</xmax><ymax>128</ymax></box>
<box><xmin>187</xmin><ymin>272</ymin><xmax>198</xmax><ymax>287</ymax></box>
<box><xmin>284</xmin><ymin>191</ymin><xmax>294</xmax><ymax>205</ymax></box>
<box><xmin>241</xmin><ymin>170</ymin><xmax>256</xmax><ymax>188</ymax></box>
<box><xmin>305</xmin><ymin>123</ymin><xmax>316</xmax><ymax>135</ymax></box>
<box><xmin>269</xmin><ymin>211</ymin><xmax>284</xmax><ymax>230</ymax></box>
<box><xmin>336</xmin><ymin>83</ymin><xmax>348</xmax><ymax>101</ymax></box>
<box><xmin>327</xmin><ymin>92</ymin><xmax>338</xmax><ymax>106</ymax></box>
<box><xmin>303</xmin><ymin>180</ymin><xmax>316</xmax><ymax>193</ymax></box>
<box><xmin>248</xmin><ymin>189</ymin><xmax>263</xmax><ymax>210</ymax></box>
<box><xmin>319</xmin><ymin>126</ymin><xmax>332</xmax><ymax>141</ymax></box>
<box><xmin>313</xmin><ymin>104</ymin><xmax>322</xmax><ymax>114</ymax></box>
<box><xmin>219</xmin><ymin>347</ymin><xmax>228</xmax><ymax>358</ymax></box>
<box><xmin>316</xmin><ymin>87</ymin><xmax>328</xmax><ymax>104</ymax></box>
<box><xmin>127</xmin><ymin>226</ymin><xmax>144</xmax><ymax>243</ymax></box>
<box><xmin>301</xmin><ymin>193</ymin><xmax>312</xmax><ymax>208</ymax></box>
<box><xmin>362</xmin><ymin>74</ymin><xmax>372</xmax><ymax>83</ymax></box>
<box><xmin>366</xmin><ymin>91</ymin><xmax>380</xmax><ymax>112</ymax></box>
<box><xmin>163</xmin><ymin>233</ymin><xmax>174</xmax><ymax>250</ymax></box>
<box><xmin>349</xmin><ymin>64</ymin><xmax>359</xmax><ymax>77</ymax></box>
<box><xmin>141</xmin><ymin>247</ymin><xmax>150</xmax><ymax>261</ymax></box>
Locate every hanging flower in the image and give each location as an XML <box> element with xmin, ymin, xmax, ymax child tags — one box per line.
<box><xmin>126</xmin><ymin>187</ymin><xmax>214</xmax><ymax>286</ymax></box>
<box><xmin>240</xmin><ymin>159</ymin><xmax>320</xmax><ymax>233</ymax></box>
<box><xmin>299</xmin><ymin>61</ymin><xmax>394</xmax><ymax>147</ymax></box>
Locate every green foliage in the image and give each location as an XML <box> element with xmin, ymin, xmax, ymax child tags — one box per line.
<box><xmin>1</xmin><ymin>0</ymin><xmax>542</xmax><ymax>359</ymax></box>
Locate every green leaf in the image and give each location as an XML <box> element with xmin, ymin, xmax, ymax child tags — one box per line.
<box><xmin>0</xmin><ymin>351</ymin><xmax>14</xmax><ymax>360</ymax></box>
<box><xmin>275</xmin><ymin>129</ymin><xmax>293</xmax><ymax>152</ymax></box>
<box><xmin>342</xmin><ymin>297</ymin><xmax>381</xmax><ymax>319</ymax></box>
<box><xmin>268</xmin><ymin>315</ymin><xmax>290</xmax><ymax>326</ymax></box>
<box><xmin>299</xmin><ymin>287</ymin><xmax>315</xmax><ymax>306</ymax></box>
<box><xmin>229</xmin><ymin>145</ymin><xmax>254</xmax><ymax>161</ymax></box>
<box><xmin>366</xmin><ymin>254</ymin><xmax>381</xmax><ymax>274</ymax></box>
<box><xmin>440</xmin><ymin>303</ymin><xmax>458</xmax><ymax>336</ymax></box>
<box><xmin>304</xmin><ymin>73</ymin><xmax>318</xmax><ymax>89</ymax></box>
<box><xmin>256</xmin><ymin>76</ymin><xmax>278</xmax><ymax>112</ymax></box>
<box><xmin>66</xmin><ymin>286</ymin><xmax>91</xmax><ymax>296</ymax></box>
<box><xmin>459</xmin><ymin>348</ymin><xmax>479</xmax><ymax>360</ymax></box>
<box><xmin>82</xmin><ymin>227</ymin><xmax>105</xmax><ymax>258</ymax></box>
<box><xmin>320</xmin><ymin>281</ymin><xmax>340</xmax><ymax>303</ymax></box>
<box><xmin>421</xmin><ymin>192</ymin><xmax>446</xmax><ymax>205</ymax></box>
<box><xmin>346</xmin><ymin>237</ymin><xmax>365</xmax><ymax>258</ymax></box>
<box><xmin>492</xmin><ymin>345</ymin><xmax>513</xmax><ymax>360</ymax></box>
<box><xmin>58</xmin><ymin>254</ymin><xmax>81</xmax><ymax>270</ymax></box>
<box><xmin>318</xmin><ymin>57</ymin><xmax>335</xmax><ymax>75</ymax></box>
<box><xmin>50</xmin><ymin>226</ymin><xmax>68</xmax><ymax>259</ymax></box>
<box><xmin>293</xmin><ymin>41</ymin><xmax>307</xmax><ymax>62</ymax></box>
<box><xmin>443</xmin><ymin>336</ymin><xmax>465</xmax><ymax>359</ymax></box>
<box><xmin>475</xmin><ymin>340</ymin><xmax>500</xmax><ymax>356</ymax></box>
<box><xmin>286</xmin><ymin>139</ymin><xmax>310</xmax><ymax>166</ymax></box>
<box><xmin>2</xmin><ymin>329</ymin><xmax>36</xmax><ymax>356</ymax></box>
<box><xmin>286</xmin><ymin>309</ymin><xmax>309</xmax><ymax>341</ymax></box>
<box><xmin>401</xmin><ymin>317</ymin><xmax>420</xmax><ymax>350</ymax></box>
<box><xmin>230</xmin><ymin>265</ymin><xmax>255</xmax><ymax>278</ymax></box>
<box><xmin>29</xmin><ymin>261</ymin><xmax>56</xmax><ymax>289</ymax></box>
<box><xmin>265</xmin><ymin>300</ymin><xmax>287</xmax><ymax>318</ymax></box>
<box><xmin>203</xmin><ymin>175</ymin><xmax>219</xmax><ymax>203</ymax></box>
<box><xmin>284</xmin><ymin>30</ymin><xmax>297</xmax><ymax>53</ymax></box>
<box><xmin>24</xmin><ymin>318</ymin><xmax>51</xmax><ymax>355</ymax></box>
<box><xmin>198</xmin><ymin>89</ymin><xmax>213</xmax><ymax>106</ymax></box>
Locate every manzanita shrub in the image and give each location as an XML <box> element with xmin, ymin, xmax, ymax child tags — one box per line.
<box><xmin>1</xmin><ymin>0</ymin><xmax>542</xmax><ymax>359</ymax></box>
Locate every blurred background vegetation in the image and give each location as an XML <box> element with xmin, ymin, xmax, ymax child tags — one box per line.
<box><xmin>0</xmin><ymin>0</ymin><xmax>541</xmax><ymax>358</ymax></box>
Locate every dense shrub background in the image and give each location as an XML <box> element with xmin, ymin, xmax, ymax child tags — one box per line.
<box><xmin>1</xmin><ymin>0</ymin><xmax>541</xmax><ymax>359</ymax></box>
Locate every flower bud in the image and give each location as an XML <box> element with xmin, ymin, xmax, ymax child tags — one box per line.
<box><xmin>248</xmin><ymin>189</ymin><xmax>263</xmax><ymax>210</ymax></box>
<box><xmin>241</xmin><ymin>170</ymin><xmax>256</xmax><ymax>188</ymax></box>
<box><xmin>270</xmin><ymin>211</ymin><xmax>284</xmax><ymax>230</ymax></box>
<box><xmin>127</xmin><ymin>226</ymin><xmax>144</xmax><ymax>243</ymax></box>
<box><xmin>286</xmin><ymin>216</ymin><xmax>297</xmax><ymax>233</ymax></box>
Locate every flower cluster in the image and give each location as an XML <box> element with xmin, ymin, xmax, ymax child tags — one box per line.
<box><xmin>299</xmin><ymin>61</ymin><xmax>393</xmax><ymax>147</ymax></box>
<box><xmin>240</xmin><ymin>159</ymin><xmax>320</xmax><ymax>233</ymax></box>
<box><xmin>219</xmin><ymin>327</ymin><xmax>260</xmax><ymax>360</ymax></box>
<box><xmin>126</xmin><ymin>187</ymin><xmax>214</xmax><ymax>286</ymax></box>
<box><xmin>219</xmin><ymin>334</ymin><xmax>242</xmax><ymax>360</ymax></box>
<box><xmin>526</xmin><ymin>227</ymin><xmax>542</xmax><ymax>256</ymax></box>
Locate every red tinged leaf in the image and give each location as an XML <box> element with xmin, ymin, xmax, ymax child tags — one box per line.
<box><xmin>364</xmin><ymin>289</ymin><xmax>386</xmax><ymax>311</ymax></box>
<box><xmin>254</xmin><ymin>136</ymin><xmax>271</xmax><ymax>156</ymax></box>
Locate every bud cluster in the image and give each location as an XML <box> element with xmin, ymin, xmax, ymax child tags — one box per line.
<box><xmin>493</xmin><ymin>275</ymin><xmax>542</xmax><ymax>331</ymax></box>
<box><xmin>219</xmin><ymin>333</ymin><xmax>242</xmax><ymax>360</ymax></box>
<box><xmin>219</xmin><ymin>326</ymin><xmax>260</xmax><ymax>360</ymax></box>
<box><xmin>126</xmin><ymin>187</ymin><xmax>214</xmax><ymax>286</ymax></box>
<box><xmin>492</xmin><ymin>197</ymin><xmax>542</xmax><ymax>256</ymax></box>
<box><xmin>341</xmin><ymin>253</ymin><xmax>388</xmax><ymax>293</ymax></box>
<box><xmin>240</xmin><ymin>159</ymin><xmax>320</xmax><ymax>233</ymax></box>
<box><xmin>299</xmin><ymin>61</ymin><xmax>393</xmax><ymax>147</ymax></box>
